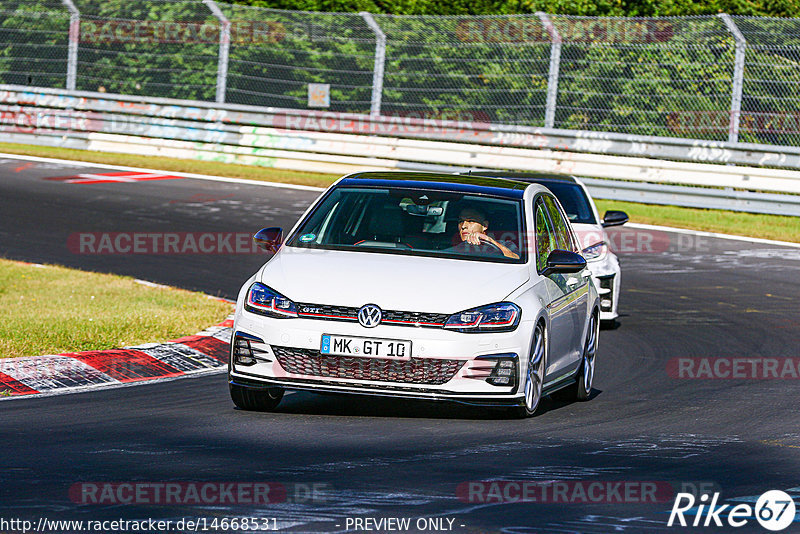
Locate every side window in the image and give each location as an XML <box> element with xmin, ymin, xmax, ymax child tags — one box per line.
<box><xmin>543</xmin><ymin>195</ymin><xmax>575</xmax><ymax>252</ymax></box>
<box><xmin>534</xmin><ymin>199</ymin><xmax>556</xmax><ymax>272</ymax></box>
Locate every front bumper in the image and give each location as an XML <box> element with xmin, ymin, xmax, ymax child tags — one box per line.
<box><xmin>230</xmin><ymin>307</ymin><xmax>533</xmax><ymax>406</ymax></box>
<box><xmin>228</xmin><ymin>375</ymin><xmax>525</xmax><ymax>407</ymax></box>
<box><xmin>588</xmin><ymin>253</ymin><xmax>621</xmax><ymax>321</ymax></box>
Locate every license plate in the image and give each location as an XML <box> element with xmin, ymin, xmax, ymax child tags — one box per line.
<box><xmin>320</xmin><ymin>335</ymin><xmax>411</xmax><ymax>360</ymax></box>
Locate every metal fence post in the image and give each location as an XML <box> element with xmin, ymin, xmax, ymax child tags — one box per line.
<box><xmin>204</xmin><ymin>0</ymin><xmax>230</xmax><ymax>104</ymax></box>
<box><xmin>718</xmin><ymin>13</ymin><xmax>746</xmax><ymax>144</ymax></box>
<box><xmin>536</xmin><ymin>12</ymin><xmax>561</xmax><ymax>129</ymax></box>
<box><xmin>61</xmin><ymin>0</ymin><xmax>79</xmax><ymax>91</ymax></box>
<box><xmin>360</xmin><ymin>12</ymin><xmax>386</xmax><ymax>117</ymax></box>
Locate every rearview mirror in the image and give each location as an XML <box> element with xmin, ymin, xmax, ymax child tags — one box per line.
<box><xmin>602</xmin><ymin>210</ymin><xmax>629</xmax><ymax>228</ymax></box>
<box><xmin>406</xmin><ymin>204</ymin><xmax>444</xmax><ymax>216</ymax></box>
<box><xmin>253</xmin><ymin>227</ymin><xmax>283</xmax><ymax>253</ymax></box>
<box><xmin>541</xmin><ymin>249</ymin><xmax>587</xmax><ymax>277</ymax></box>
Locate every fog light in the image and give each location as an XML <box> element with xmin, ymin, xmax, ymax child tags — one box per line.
<box><xmin>478</xmin><ymin>354</ymin><xmax>518</xmax><ymax>387</ymax></box>
<box><xmin>598</xmin><ymin>275</ymin><xmax>614</xmax><ymax>311</ymax></box>
<box><xmin>233</xmin><ymin>336</ymin><xmax>257</xmax><ymax>366</ymax></box>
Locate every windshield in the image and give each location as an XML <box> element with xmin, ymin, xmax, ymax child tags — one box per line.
<box><xmin>539</xmin><ymin>182</ymin><xmax>597</xmax><ymax>225</ymax></box>
<box><xmin>287</xmin><ymin>187</ymin><xmax>527</xmax><ymax>264</ymax></box>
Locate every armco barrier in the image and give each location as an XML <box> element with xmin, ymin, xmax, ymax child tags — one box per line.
<box><xmin>2</xmin><ymin>85</ymin><xmax>800</xmax><ymax>216</ymax></box>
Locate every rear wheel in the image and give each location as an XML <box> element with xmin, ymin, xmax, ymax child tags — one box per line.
<box><xmin>508</xmin><ymin>322</ymin><xmax>546</xmax><ymax>418</ymax></box>
<box><xmin>230</xmin><ymin>383</ymin><xmax>284</xmax><ymax>411</ymax></box>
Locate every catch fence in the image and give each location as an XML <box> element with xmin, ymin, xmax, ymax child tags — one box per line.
<box><xmin>3</xmin><ymin>1</ymin><xmax>800</xmax><ymax>147</ymax></box>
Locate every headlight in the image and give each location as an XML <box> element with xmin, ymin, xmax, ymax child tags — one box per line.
<box><xmin>581</xmin><ymin>241</ymin><xmax>607</xmax><ymax>261</ymax></box>
<box><xmin>444</xmin><ymin>302</ymin><xmax>521</xmax><ymax>333</ymax></box>
<box><xmin>245</xmin><ymin>282</ymin><xmax>298</xmax><ymax>318</ymax></box>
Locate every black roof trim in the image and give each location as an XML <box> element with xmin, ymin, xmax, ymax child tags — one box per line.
<box><xmin>338</xmin><ymin>171</ymin><xmax>530</xmax><ymax>199</ymax></box>
<box><xmin>465</xmin><ymin>171</ymin><xmax>578</xmax><ymax>184</ymax></box>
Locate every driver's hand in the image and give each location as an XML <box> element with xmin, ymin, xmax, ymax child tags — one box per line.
<box><xmin>466</xmin><ymin>232</ymin><xmax>490</xmax><ymax>246</ymax></box>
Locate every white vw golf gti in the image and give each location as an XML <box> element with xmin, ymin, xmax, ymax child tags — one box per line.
<box><xmin>229</xmin><ymin>172</ymin><xmax>600</xmax><ymax>417</ymax></box>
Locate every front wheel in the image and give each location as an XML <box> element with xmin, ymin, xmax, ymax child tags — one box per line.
<box><xmin>508</xmin><ymin>322</ymin><xmax>546</xmax><ymax>419</ymax></box>
<box><xmin>230</xmin><ymin>383</ymin><xmax>284</xmax><ymax>411</ymax></box>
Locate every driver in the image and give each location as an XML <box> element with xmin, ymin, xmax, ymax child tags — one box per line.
<box><xmin>455</xmin><ymin>207</ymin><xmax>519</xmax><ymax>259</ymax></box>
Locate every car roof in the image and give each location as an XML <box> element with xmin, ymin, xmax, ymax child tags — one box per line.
<box><xmin>466</xmin><ymin>171</ymin><xmax>579</xmax><ymax>185</ymax></box>
<box><xmin>338</xmin><ymin>171</ymin><xmax>531</xmax><ymax>199</ymax></box>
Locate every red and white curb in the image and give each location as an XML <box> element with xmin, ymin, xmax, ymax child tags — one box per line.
<box><xmin>0</xmin><ymin>316</ymin><xmax>233</xmax><ymax>398</ymax></box>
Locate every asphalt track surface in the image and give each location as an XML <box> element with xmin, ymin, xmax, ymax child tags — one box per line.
<box><xmin>2</xmin><ymin>156</ymin><xmax>800</xmax><ymax>533</ymax></box>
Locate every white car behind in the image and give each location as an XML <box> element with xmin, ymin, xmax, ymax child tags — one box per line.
<box><xmin>468</xmin><ymin>172</ymin><xmax>627</xmax><ymax>323</ymax></box>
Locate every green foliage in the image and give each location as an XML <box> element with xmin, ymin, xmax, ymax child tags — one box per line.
<box><xmin>2</xmin><ymin>0</ymin><xmax>800</xmax><ymax>147</ymax></box>
<box><xmin>241</xmin><ymin>0</ymin><xmax>800</xmax><ymax>15</ymax></box>
<box><xmin>0</xmin><ymin>1</ymin><xmax>71</xmax><ymax>88</ymax></box>
<box><xmin>71</xmin><ymin>0</ymin><xmax>220</xmax><ymax>99</ymax></box>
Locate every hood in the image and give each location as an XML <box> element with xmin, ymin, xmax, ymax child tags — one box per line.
<box><xmin>258</xmin><ymin>247</ymin><xmax>530</xmax><ymax>314</ymax></box>
<box><xmin>572</xmin><ymin>223</ymin><xmax>607</xmax><ymax>251</ymax></box>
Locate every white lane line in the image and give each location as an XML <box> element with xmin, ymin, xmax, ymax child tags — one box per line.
<box><xmin>5</xmin><ymin>151</ymin><xmax>798</xmax><ymax>246</ymax></box>
<box><xmin>626</xmin><ymin>222</ymin><xmax>800</xmax><ymax>249</ymax></box>
<box><xmin>134</xmin><ymin>279</ymin><xmax>235</xmax><ymax>304</ymax></box>
<box><xmin>133</xmin><ymin>279</ymin><xmax>172</xmax><ymax>289</ymax></box>
<box><xmin>0</xmin><ymin>152</ymin><xmax>326</xmax><ymax>192</ymax></box>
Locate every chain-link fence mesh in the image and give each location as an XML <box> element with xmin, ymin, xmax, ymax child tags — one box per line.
<box><xmin>735</xmin><ymin>16</ymin><xmax>800</xmax><ymax>147</ymax></box>
<box><xmin>553</xmin><ymin>15</ymin><xmax>736</xmax><ymax>141</ymax></box>
<box><xmin>2</xmin><ymin>1</ymin><xmax>800</xmax><ymax>147</ymax></box>
<box><xmin>374</xmin><ymin>14</ymin><xmax>550</xmax><ymax>125</ymax></box>
<box><xmin>218</xmin><ymin>5</ymin><xmax>375</xmax><ymax>112</ymax></box>
<box><xmin>0</xmin><ymin>1</ymin><xmax>71</xmax><ymax>89</ymax></box>
<box><xmin>70</xmin><ymin>0</ymin><xmax>220</xmax><ymax>100</ymax></box>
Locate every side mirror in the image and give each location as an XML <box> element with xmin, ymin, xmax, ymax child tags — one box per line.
<box><xmin>542</xmin><ymin>249</ymin><xmax>587</xmax><ymax>277</ymax></box>
<box><xmin>602</xmin><ymin>210</ymin><xmax>629</xmax><ymax>228</ymax></box>
<box><xmin>253</xmin><ymin>227</ymin><xmax>283</xmax><ymax>253</ymax></box>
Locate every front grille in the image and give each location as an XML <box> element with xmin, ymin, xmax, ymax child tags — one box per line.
<box><xmin>273</xmin><ymin>346</ymin><xmax>465</xmax><ymax>385</ymax></box>
<box><xmin>383</xmin><ymin>310</ymin><xmax>449</xmax><ymax>327</ymax></box>
<box><xmin>295</xmin><ymin>303</ymin><xmax>449</xmax><ymax>328</ymax></box>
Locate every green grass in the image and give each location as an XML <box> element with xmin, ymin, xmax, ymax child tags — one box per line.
<box><xmin>1</xmin><ymin>142</ymin><xmax>798</xmax><ymax>243</ymax></box>
<box><xmin>595</xmin><ymin>199</ymin><xmax>800</xmax><ymax>243</ymax></box>
<box><xmin>0</xmin><ymin>259</ymin><xmax>233</xmax><ymax>358</ymax></box>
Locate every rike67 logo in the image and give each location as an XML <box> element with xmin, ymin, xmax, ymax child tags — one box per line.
<box><xmin>668</xmin><ymin>490</ymin><xmax>796</xmax><ymax>531</ymax></box>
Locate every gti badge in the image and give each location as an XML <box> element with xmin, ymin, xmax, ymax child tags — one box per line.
<box><xmin>358</xmin><ymin>304</ymin><xmax>382</xmax><ymax>328</ymax></box>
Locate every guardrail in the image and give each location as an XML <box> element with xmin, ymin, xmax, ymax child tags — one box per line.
<box><xmin>2</xmin><ymin>84</ymin><xmax>800</xmax><ymax>216</ymax></box>
<box><xmin>580</xmin><ymin>179</ymin><xmax>800</xmax><ymax>217</ymax></box>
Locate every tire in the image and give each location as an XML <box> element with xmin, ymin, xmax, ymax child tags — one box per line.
<box><xmin>230</xmin><ymin>383</ymin><xmax>284</xmax><ymax>412</ymax></box>
<box><xmin>507</xmin><ymin>321</ymin><xmax>546</xmax><ymax>419</ymax></box>
<box><xmin>554</xmin><ymin>311</ymin><xmax>598</xmax><ymax>402</ymax></box>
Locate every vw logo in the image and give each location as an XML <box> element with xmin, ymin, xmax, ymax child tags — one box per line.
<box><xmin>358</xmin><ymin>304</ymin><xmax>382</xmax><ymax>328</ymax></box>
